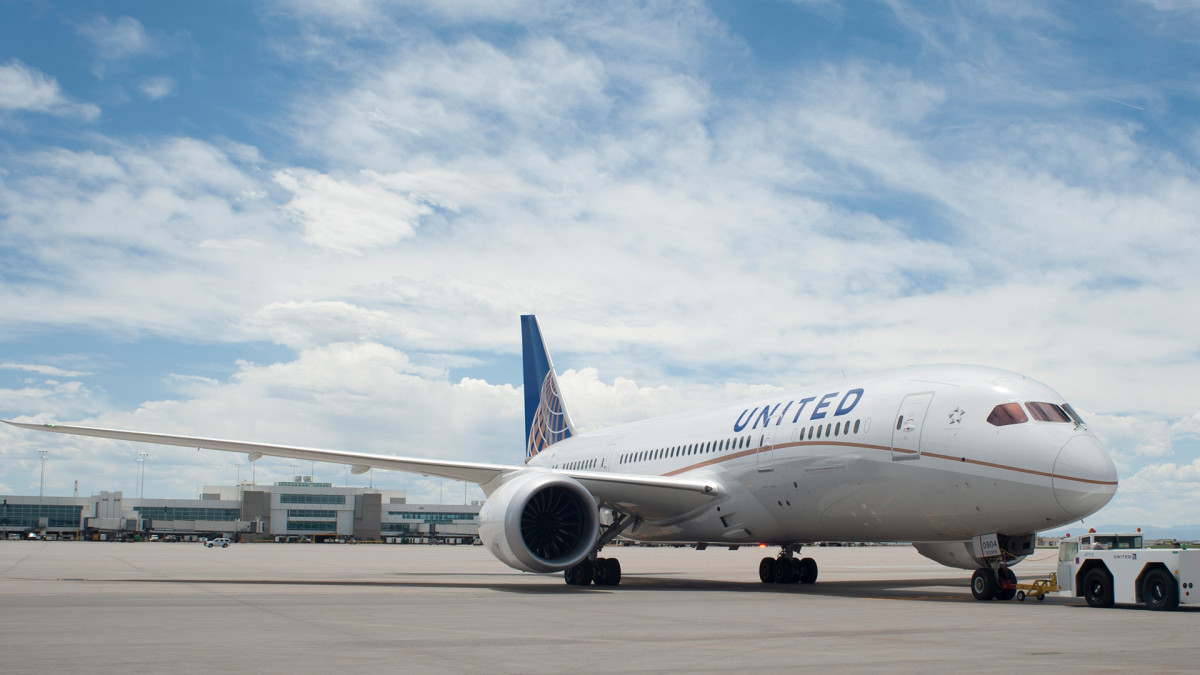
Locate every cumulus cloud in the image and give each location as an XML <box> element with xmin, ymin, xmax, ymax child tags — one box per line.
<box><xmin>241</xmin><ymin>300</ymin><xmax>436</xmax><ymax>350</ymax></box>
<box><xmin>3</xmin><ymin>341</ymin><xmax>524</xmax><ymax>501</ymax></box>
<box><xmin>1</xmin><ymin>3</ymin><xmax>1198</xmax><ymax>518</ymax></box>
<box><xmin>274</xmin><ymin>169</ymin><xmax>434</xmax><ymax>252</ymax></box>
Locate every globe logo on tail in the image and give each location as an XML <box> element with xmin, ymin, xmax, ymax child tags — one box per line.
<box><xmin>526</xmin><ymin>371</ymin><xmax>572</xmax><ymax>460</ymax></box>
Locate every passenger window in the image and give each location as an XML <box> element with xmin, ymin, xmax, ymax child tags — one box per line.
<box><xmin>1026</xmin><ymin>402</ymin><xmax>1071</xmax><ymax>423</ymax></box>
<box><xmin>853</xmin><ymin>419</ymin><xmax>860</xmax><ymax>433</ymax></box>
<box><xmin>987</xmin><ymin>403</ymin><xmax>1028</xmax><ymax>426</ymax></box>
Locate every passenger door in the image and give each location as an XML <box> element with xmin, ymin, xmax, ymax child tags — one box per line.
<box><xmin>757</xmin><ymin>428</ymin><xmax>774</xmax><ymax>471</ymax></box>
<box><xmin>891</xmin><ymin>392</ymin><xmax>934</xmax><ymax>461</ymax></box>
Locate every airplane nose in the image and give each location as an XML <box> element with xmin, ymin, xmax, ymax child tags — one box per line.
<box><xmin>1052</xmin><ymin>435</ymin><xmax>1118</xmax><ymax>518</ymax></box>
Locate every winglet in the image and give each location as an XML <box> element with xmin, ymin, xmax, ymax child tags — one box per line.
<box><xmin>521</xmin><ymin>315</ymin><xmax>575</xmax><ymax>462</ymax></box>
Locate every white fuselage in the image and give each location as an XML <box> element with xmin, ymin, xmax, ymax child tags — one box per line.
<box><xmin>528</xmin><ymin>365</ymin><xmax>1116</xmax><ymax>545</ymax></box>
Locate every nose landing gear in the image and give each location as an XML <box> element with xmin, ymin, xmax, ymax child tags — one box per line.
<box><xmin>759</xmin><ymin>545</ymin><xmax>818</xmax><ymax>585</ymax></box>
<box><xmin>971</xmin><ymin>566</ymin><xmax>1018</xmax><ymax>601</ymax></box>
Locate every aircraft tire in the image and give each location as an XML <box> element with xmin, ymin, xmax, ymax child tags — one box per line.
<box><xmin>789</xmin><ymin>558</ymin><xmax>803</xmax><ymax>583</ymax></box>
<box><xmin>1142</xmin><ymin>568</ymin><xmax>1179</xmax><ymax>611</ymax></box>
<box><xmin>592</xmin><ymin>558</ymin><xmax>609</xmax><ymax>586</ymax></box>
<box><xmin>996</xmin><ymin>567</ymin><xmax>1017</xmax><ymax>601</ymax></box>
<box><xmin>593</xmin><ymin>558</ymin><xmax>621</xmax><ymax>586</ymax></box>
<box><xmin>799</xmin><ymin>557</ymin><xmax>818</xmax><ymax>584</ymax></box>
<box><xmin>577</xmin><ymin>559</ymin><xmax>594</xmax><ymax>586</ymax></box>
<box><xmin>772</xmin><ymin>557</ymin><xmax>796</xmax><ymax>584</ymax></box>
<box><xmin>1083</xmin><ymin>568</ymin><xmax>1114</xmax><ymax>608</ymax></box>
<box><xmin>970</xmin><ymin>568</ymin><xmax>997</xmax><ymax>601</ymax></box>
<box><xmin>759</xmin><ymin>557</ymin><xmax>775</xmax><ymax>583</ymax></box>
<box><xmin>604</xmin><ymin>558</ymin><xmax>621</xmax><ymax>586</ymax></box>
<box><xmin>565</xmin><ymin>561</ymin><xmax>594</xmax><ymax>586</ymax></box>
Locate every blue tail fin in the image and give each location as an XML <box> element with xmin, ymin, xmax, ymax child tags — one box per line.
<box><xmin>522</xmin><ymin>315</ymin><xmax>575</xmax><ymax>462</ymax></box>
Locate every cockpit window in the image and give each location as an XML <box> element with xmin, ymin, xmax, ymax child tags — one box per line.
<box><xmin>1026</xmin><ymin>402</ymin><xmax>1071</xmax><ymax>423</ymax></box>
<box><xmin>987</xmin><ymin>403</ymin><xmax>1028</xmax><ymax>426</ymax></box>
<box><xmin>1062</xmin><ymin>403</ymin><xmax>1087</xmax><ymax>428</ymax></box>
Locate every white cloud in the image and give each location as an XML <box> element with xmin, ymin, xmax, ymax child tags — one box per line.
<box><xmin>1097</xmin><ymin>458</ymin><xmax>1200</xmax><ymax>527</ymax></box>
<box><xmin>1</xmin><ymin>3</ymin><xmax>1197</xmax><ymax>519</ymax></box>
<box><xmin>0</xmin><ymin>60</ymin><xmax>100</xmax><ymax>120</ymax></box>
<box><xmin>241</xmin><ymin>300</ymin><xmax>435</xmax><ymax>350</ymax></box>
<box><xmin>138</xmin><ymin>76</ymin><xmax>174</xmax><ymax>100</ymax></box>
<box><xmin>3</xmin><ymin>341</ymin><xmax>525</xmax><ymax>501</ymax></box>
<box><xmin>76</xmin><ymin>15</ymin><xmax>156</xmax><ymax>64</ymax></box>
<box><xmin>274</xmin><ymin>169</ymin><xmax>435</xmax><ymax>252</ymax></box>
<box><xmin>0</xmin><ymin>363</ymin><xmax>91</xmax><ymax>378</ymax></box>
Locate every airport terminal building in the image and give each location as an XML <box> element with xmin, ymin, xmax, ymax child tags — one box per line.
<box><xmin>0</xmin><ymin>479</ymin><xmax>481</xmax><ymax>543</ymax></box>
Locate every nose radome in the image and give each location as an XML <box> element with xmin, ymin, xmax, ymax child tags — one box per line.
<box><xmin>1052</xmin><ymin>435</ymin><xmax>1118</xmax><ymax>518</ymax></box>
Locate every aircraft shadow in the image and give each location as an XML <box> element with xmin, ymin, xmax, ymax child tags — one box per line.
<box><xmin>91</xmin><ymin>574</ymin><xmax>1046</xmax><ymax>604</ymax></box>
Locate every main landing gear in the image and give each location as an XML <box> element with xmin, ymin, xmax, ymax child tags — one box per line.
<box><xmin>970</xmin><ymin>566</ymin><xmax>1018</xmax><ymax>601</ymax></box>
<box><xmin>564</xmin><ymin>512</ymin><xmax>635</xmax><ymax>587</ymax></box>
<box><xmin>565</xmin><ymin>557</ymin><xmax>622</xmax><ymax>586</ymax></box>
<box><xmin>759</xmin><ymin>545</ymin><xmax>818</xmax><ymax>585</ymax></box>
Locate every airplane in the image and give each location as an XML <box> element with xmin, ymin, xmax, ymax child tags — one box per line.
<box><xmin>5</xmin><ymin>314</ymin><xmax>1117</xmax><ymax>599</ymax></box>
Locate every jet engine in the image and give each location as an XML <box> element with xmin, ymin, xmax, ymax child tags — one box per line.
<box><xmin>478</xmin><ymin>471</ymin><xmax>600</xmax><ymax>574</ymax></box>
<box><xmin>913</xmin><ymin>533</ymin><xmax>1036</xmax><ymax>570</ymax></box>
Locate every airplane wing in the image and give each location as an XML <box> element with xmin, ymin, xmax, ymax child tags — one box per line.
<box><xmin>2</xmin><ymin>420</ymin><xmax>718</xmax><ymax>520</ymax></box>
<box><xmin>568</xmin><ymin>471</ymin><xmax>717</xmax><ymax>521</ymax></box>
<box><xmin>3</xmin><ymin>420</ymin><xmax>517</xmax><ymax>485</ymax></box>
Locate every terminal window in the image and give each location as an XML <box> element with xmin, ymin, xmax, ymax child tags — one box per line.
<box><xmin>279</xmin><ymin>494</ymin><xmax>346</xmax><ymax>505</ymax></box>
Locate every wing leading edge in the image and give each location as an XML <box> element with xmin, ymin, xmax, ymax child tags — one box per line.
<box><xmin>3</xmin><ymin>420</ymin><xmax>517</xmax><ymax>486</ymax></box>
<box><xmin>2</xmin><ymin>420</ymin><xmax>719</xmax><ymax>520</ymax></box>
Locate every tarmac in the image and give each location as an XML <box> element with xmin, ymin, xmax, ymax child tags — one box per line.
<box><xmin>1</xmin><ymin>541</ymin><xmax>1195</xmax><ymax>674</ymax></box>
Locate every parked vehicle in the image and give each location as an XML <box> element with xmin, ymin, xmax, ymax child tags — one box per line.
<box><xmin>1057</xmin><ymin>530</ymin><xmax>1197</xmax><ymax>610</ymax></box>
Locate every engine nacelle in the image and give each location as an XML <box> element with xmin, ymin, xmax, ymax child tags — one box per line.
<box><xmin>478</xmin><ymin>471</ymin><xmax>600</xmax><ymax>574</ymax></box>
<box><xmin>913</xmin><ymin>533</ymin><xmax>1035</xmax><ymax>570</ymax></box>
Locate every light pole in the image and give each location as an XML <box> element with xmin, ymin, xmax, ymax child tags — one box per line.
<box><xmin>38</xmin><ymin>450</ymin><xmax>48</xmax><ymax>499</ymax></box>
<box><xmin>137</xmin><ymin>452</ymin><xmax>149</xmax><ymax>498</ymax></box>
<box><xmin>235</xmin><ymin>462</ymin><xmax>242</xmax><ymax>485</ymax></box>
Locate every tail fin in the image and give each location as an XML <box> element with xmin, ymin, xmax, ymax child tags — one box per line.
<box><xmin>522</xmin><ymin>315</ymin><xmax>575</xmax><ymax>462</ymax></box>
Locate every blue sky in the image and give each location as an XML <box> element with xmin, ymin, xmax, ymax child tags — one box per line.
<box><xmin>1</xmin><ymin>1</ymin><xmax>1198</xmax><ymax>529</ymax></box>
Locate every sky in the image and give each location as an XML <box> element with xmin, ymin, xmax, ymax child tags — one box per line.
<box><xmin>0</xmin><ymin>1</ymin><xmax>1198</xmax><ymax>529</ymax></box>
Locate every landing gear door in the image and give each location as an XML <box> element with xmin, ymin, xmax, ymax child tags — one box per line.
<box><xmin>891</xmin><ymin>392</ymin><xmax>934</xmax><ymax>461</ymax></box>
